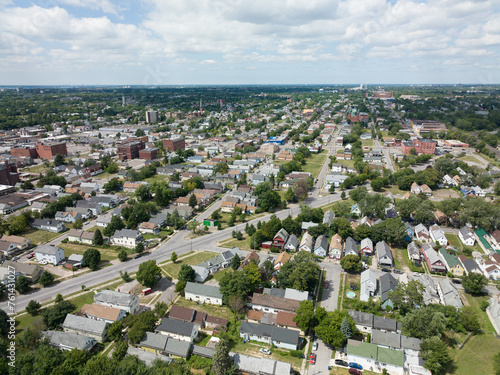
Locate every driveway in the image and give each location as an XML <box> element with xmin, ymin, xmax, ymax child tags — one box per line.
<box><xmin>308</xmin><ymin>261</ymin><xmax>342</xmax><ymax>375</ymax></box>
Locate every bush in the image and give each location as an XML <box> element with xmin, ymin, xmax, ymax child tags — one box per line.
<box><xmin>480</xmin><ymin>300</ymin><xmax>490</xmax><ymax>311</ymax></box>
<box><xmin>61</xmin><ymin>238</ymin><xmax>68</xmax><ymax>243</ymax></box>
<box><xmin>270</xmin><ymin>247</ymin><xmax>280</xmax><ymax>253</ymax></box>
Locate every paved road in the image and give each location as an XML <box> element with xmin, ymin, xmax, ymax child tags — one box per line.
<box><xmin>1</xmin><ymin>194</ymin><xmax>342</xmax><ymax>313</ymax></box>
<box><xmin>308</xmin><ymin>262</ymin><xmax>342</xmax><ymax>375</ymax></box>
<box><xmin>315</xmin><ymin>125</ymin><xmax>342</xmax><ymax>197</ymax></box>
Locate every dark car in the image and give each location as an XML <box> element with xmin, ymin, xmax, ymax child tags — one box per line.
<box><xmin>133</xmin><ymin>254</ymin><xmax>142</xmax><ymax>259</ymax></box>
<box><xmin>381</xmin><ymin>268</ymin><xmax>391</xmax><ymax>273</ymax></box>
<box><xmin>393</xmin><ymin>269</ymin><xmax>403</xmax><ymax>274</ymax></box>
<box><xmin>452</xmin><ymin>278</ymin><xmax>462</xmax><ymax>284</ymax></box>
<box><xmin>349</xmin><ymin>369</ymin><xmax>362</xmax><ymax>375</ymax></box>
<box><xmin>324</xmin><ymin>281</ymin><xmax>329</xmax><ymax>289</ymax></box>
<box><xmin>349</xmin><ymin>362</ymin><xmax>363</xmax><ymax>370</ymax></box>
<box><xmin>309</xmin><ymin>353</ymin><xmax>316</xmax><ymax>364</ymax></box>
<box><xmin>335</xmin><ymin>359</ymin><xmax>348</xmax><ymax>367</ymax></box>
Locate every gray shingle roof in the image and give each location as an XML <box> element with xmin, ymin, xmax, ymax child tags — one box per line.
<box><xmin>43</xmin><ymin>330</ymin><xmax>96</xmax><ymax>350</ymax></box>
<box><xmin>62</xmin><ymin>314</ymin><xmax>108</xmax><ymax>336</ymax></box>
<box><xmin>240</xmin><ymin>321</ymin><xmax>299</xmax><ymax>345</ymax></box>
<box><xmin>184</xmin><ymin>282</ymin><xmax>222</xmax><ymax>299</ymax></box>
<box><xmin>155</xmin><ymin>318</ymin><xmax>195</xmax><ymax>337</ymax></box>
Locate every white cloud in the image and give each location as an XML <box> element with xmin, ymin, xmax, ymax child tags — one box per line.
<box><xmin>56</xmin><ymin>0</ymin><xmax>120</xmax><ymax>15</ymax></box>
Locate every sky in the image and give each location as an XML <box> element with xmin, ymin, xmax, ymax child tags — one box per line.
<box><xmin>1</xmin><ymin>0</ymin><xmax>500</xmax><ymax>85</ymax></box>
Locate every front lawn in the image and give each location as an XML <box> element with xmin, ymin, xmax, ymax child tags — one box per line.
<box><xmin>160</xmin><ymin>251</ymin><xmax>218</xmax><ymax>278</ymax></box>
<box><xmin>25</xmin><ymin>229</ymin><xmax>63</xmax><ymax>245</ymax></box>
<box><xmin>59</xmin><ymin>242</ymin><xmax>118</xmax><ymax>261</ymax></box>
<box><xmin>219</xmin><ymin>235</ymin><xmax>253</xmax><ymax>250</ymax></box>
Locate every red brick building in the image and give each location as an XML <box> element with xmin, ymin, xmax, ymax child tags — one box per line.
<box><xmin>139</xmin><ymin>147</ymin><xmax>159</xmax><ymax>160</ymax></box>
<box><xmin>35</xmin><ymin>142</ymin><xmax>68</xmax><ymax>159</ymax></box>
<box><xmin>163</xmin><ymin>137</ymin><xmax>185</xmax><ymax>152</ymax></box>
<box><xmin>10</xmin><ymin>146</ymin><xmax>38</xmax><ymax>159</ymax></box>
<box><xmin>117</xmin><ymin>140</ymin><xmax>145</xmax><ymax>160</ymax></box>
<box><xmin>402</xmin><ymin>138</ymin><xmax>437</xmax><ymax>155</ymax></box>
<box><xmin>0</xmin><ymin>162</ymin><xmax>20</xmax><ymax>186</ymax></box>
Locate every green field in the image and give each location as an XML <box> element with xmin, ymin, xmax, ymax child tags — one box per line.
<box><xmin>24</xmin><ymin>229</ymin><xmax>63</xmax><ymax>245</ymax></box>
<box><xmin>446</xmin><ymin>233</ymin><xmax>483</xmax><ymax>254</ymax></box>
<box><xmin>160</xmin><ymin>251</ymin><xmax>218</xmax><ymax>278</ymax></box>
<box><xmin>361</xmin><ymin>139</ymin><xmax>375</xmax><ymax>147</ymax></box>
<box><xmin>59</xmin><ymin>242</ymin><xmax>118</xmax><ymax>261</ymax></box>
<box><xmin>336</xmin><ymin>159</ymin><xmax>355</xmax><ymax>168</ymax></box>
<box><xmin>302</xmin><ymin>151</ymin><xmax>328</xmax><ymax>178</ymax></box>
<box><xmin>458</xmin><ymin>155</ymin><xmax>482</xmax><ymax>164</ymax></box>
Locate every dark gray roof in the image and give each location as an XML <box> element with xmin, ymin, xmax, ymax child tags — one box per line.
<box><xmin>345</xmin><ymin>236</ymin><xmax>358</xmax><ymax>255</ymax></box>
<box><xmin>140</xmin><ymin>331</ymin><xmax>168</xmax><ymax>350</ymax></box>
<box><xmin>285</xmin><ymin>234</ymin><xmax>299</xmax><ymax>249</ymax></box>
<box><xmin>263</xmin><ymin>287</ymin><xmax>286</xmax><ymax>299</ymax></box>
<box><xmin>155</xmin><ymin>318</ymin><xmax>195</xmax><ymax>337</ymax></box>
<box><xmin>184</xmin><ymin>282</ymin><xmax>222</xmax><ymax>299</ymax></box>
<box><xmin>380</xmin><ymin>273</ymin><xmax>398</xmax><ymax>302</ymax></box>
<box><xmin>373</xmin><ymin>315</ymin><xmax>399</xmax><ymax>332</ymax></box>
<box><xmin>315</xmin><ymin>234</ymin><xmax>329</xmax><ymax>250</ymax></box>
<box><xmin>401</xmin><ymin>335</ymin><xmax>422</xmax><ymax>351</ymax></box>
<box><xmin>240</xmin><ymin>321</ymin><xmax>299</xmax><ymax>345</ymax></box>
<box><xmin>348</xmin><ymin>310</ymin><xmax>373</xmax><ymax>327</ymax></box>
<box><xmin>376</xmin><ymin>241</ymin><xmax>393</xmax><ymax>261</ymax></box>
<box><xmin>371</xmin><ymin>329</ymin><xmax>401</xmax><ymax>348</ymax></box>
<box><xmin>164</xmin><ymin>336</ymin><xmax>191</xmax><ymax>357</ymax></box>
<box><xmin>192</xmin><ymin>345</ymin><xmax>214</xmax><ymax>358</ymax></box>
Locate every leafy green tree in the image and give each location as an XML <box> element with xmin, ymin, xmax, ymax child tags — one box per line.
<box><xmin>103</xmin><ymin>214</ymin><xmax>125</xmax><ymax>237</ymax></box>
<box><xmin>493</xmin><ymin>352</ymin><xmax>500</xmax><ymax>375</ymax></box>
<box><xmin>118</xmin><ymin>249</ymin><xmax>127</xmax><ymax>262</ymax></box>
<box><xmin>401</xmin><ymin>307</ymin><xmax>447</xmax><ymax>339</ymax></box>
<box><xmin>293</xmin><ymin>300</ymin><xmax>316</xmax><ymax>331</ymax></box>
<box><xmin>54</xmin><ymin>293</ymin><xmax>64</xmax><ymax>303</ymax></box>
<box><xmin>15</xmin><ymin>275</ymin><xmax>30</xmax><ymax>294</ymax></box>
<box><xmin>277</xmin><ymin>252</ymin><xmax>320</xmax><ymax>292</ymax></box>
<box><xmin>112</xmin><ymin>340</ymin><xmax>128</xmax><ymax>360</ymax></box>
<box><xmin>370</xmin><ymin>177</ymin><xmax>385</xmax><ymax>191</ymax></box>
<box><xmin>340</xmin><ymin>254</ymin><xmax>362</xmax><ymax>273</ymax></box>
<box><xmin>175</xmin><ymin>280</ymin><xmax>187</xmax><ymax>293</ymax></box>
<box><xmin>219</xmin><ymin>271</ymin><xmax>252</xmax><ymax>304</ymax></box>
<box><xmin>92</xmin><ymin>229</ymin><xmax>104</xmax><ymax>246</ymax></box>
<box><xmin>284</xmin><ymin>187</ymin><xmax>295</xmax><ymax>202</ymax></box>
<box><xmin>211</xmin><ymin>339</ymin><xmax>237</xmax><ymax>375</ymax></box>
<box><xmin>82</xmin><ymin>248</ymin><xmax>101</xmax><ymax>271</ymax></box>
<box><xmin>332</xmin><ymin>218</ymin><xmax>354</xmax><ymax>240</ymax></box>
<box><xmin>137</xmin><ymin>260</ymin><xmax>162</xmax><ymax>288</ymax></box>
<box><xmin>73</xmin><ymin>218</ymin><xmax>84</xmax><ymax>229</ymax></box>
<box><xmin>42</xmin><ymin>300</ymin><xmax>75</xmax><ymax>329</ymax></box>
<box><xmin>178</xmin><ymin>264</ymin><xmax>196</xmax><ymax>283</ymax></box>
<box><xmin>53</xmin><ymin>154</ymin><xmax>65</xmax><ymax>166</ymax></box>
<box><xmin>243</xmin><ymin>262</ymin><xmax>262</xmax><ymax>291</ymax></box>
<box><xmin>80</xmin><ymin>355</ymin><xmax>117</xmax><ymax>375</ymax></box>
<box><xmin>231</xmin><ymin>255</ymin><xmax>241</xmax><ymax>270</ymax></box>
<box><xmin>460</xmin><ymin>306</ymin><xmax>481</xmax><ymax>332</ymax></box>
<box><xmin>103</xmin><ymin>178</ymin><xmax>122</xmax><ymax>193</ymax></box>
<box><xmin>39</xmin><ymin>271</ymin><xmax>55</xmax><ymax>287</ymax></box>
<box><xmin>170</xmin><ymin>251</ymin><xmax>178</xmax><ymax>263</ymax></box>
<box><xmin>189</xmin><ymin>194</ymin><xmax>198</xmax><ymax>208</ymax></box>
<box><xmin>462</xmin><ymin>272</ymin><xmax>488</xmax><ymax>295</ymax></box>
<box><xmin>26</xmin><ymin>300</ymin><xmax>42</xmax><ymax>316</ymax></box>
<box><xmin>135</xmin><ymin>184</ymin><xmax>152</xmax><ymax>202</ymax></box>
<box><xmin>315</xmin><ymin>310</ymin><xmax>357</xmax><ymax>349</ymax></box>
<box><xmin>135</xmin><ymin>242</ymin><xmax>144</xmax><ymax>253</ymax></box>
<box><xmin>421</xmin><ymin>336</ymin><xmax>452</xmax><ymax>375</ymax></box>
<box><xmin>388</xmin><ymin>280</ymin><xmax>424</xmax><ymax>312</ymax></box>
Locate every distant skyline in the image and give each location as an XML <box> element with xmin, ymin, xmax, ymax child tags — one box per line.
<box><xmin>1</xmin><ymin>0</ymin><xmax>499</xmax><ymax>85</ymax></box>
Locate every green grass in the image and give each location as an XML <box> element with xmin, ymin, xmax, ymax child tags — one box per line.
<box><xmin>458</xmin><ymin>155</ymin><xmax>482</xmax><ymax>164</ymax></box>
<box><xmin>361</xmin><ymin>139</ymin><xmax>375</xmax><ymax>147</ymax></box>
<box><xmin>86</xmin><ymin>226</ymin><xmax>98</xmax><ymax>232</ymax></box>
<box><xmin>144</xmin><ymin>174</ymin><xmax>169</xmax><ymax>184</ymax></box>
<box><xmin>160</xmin><ymin>251</ymin><xmax>218</xmax><ymax>278</ymax></box>
<box><xmin>213</xmin><ymin>268</ymin><xmax>232</xmax><ymax>282</ymax></box>
<box><xmin>59</xmin><ymin>242</ymin><xmax>118</xmax><ymax>261</ymax></box>
<box><xmin>24</xmin><ymin>229</ymin><xmax>63</xmax><ymax>245</ymax></box>
<box><xmin>22</xmin><ymin>164</ymin><xmax>50</xmax><ymax>174</ymax></box>
<box><xmin>446</xmin><ymin>233</ymin><xmax>483</xmax><ymax>254</ymax></box>
<box><xmin>175</xmin><ymin>297</ymin><xmax>234</xmax><ymax>321</ymax></box>
<box><xmin>336</xmin><ymin>159</ymin><xmax>355</xmax><ymax>168</ymax></box>
<box><xmin>302</xmin><ymin>151</ymin><xmax>328</xmax><ymax>179</ymax></box>
<box><xmin>219</xmin><ymin>235</ymin><xmax>253</xmax><ymax>250</ymax></box>
<box><xmin>447</xmin><ymin>333</ymin><xmax>500</xmax><ymax>375</ymax></box>
<box><xmin>463</xmin><ymin>294</ymin><xmax>496</xmax><ymax>335</ymax></box>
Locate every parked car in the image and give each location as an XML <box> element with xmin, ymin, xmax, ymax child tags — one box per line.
<box><xmin>335</xmin><ymin>359</ymin><xmax>349</xmax><ymax>367</ymax></box>
<box><xmin>393</xmin><ymin>269</ymin><xmax>403</xmax><ymax>274</ymax></box>
<box><xmin>27</xmin><ymin>254</ymin><xmax>35</xmax><ymax>259</ymax></box>
<box><xmin>312</xmin><ymin>342</ymin><xmax>318</xmax><ymax>351</ymax></box>
<box><xmin>349</xmin><ymin>362</ymin><xmax>363</xmax><ymax>370</ymax></box>
<box><xmin>349</xmin><ymin>369</ymin><xmax>362</xmax><ymax>375</ymax></box>
<box><xmin>133</xmin><ymin>254</ymin><xmax>142</xmax><ymax>259</ymax></box>
<box><xmin>259</xmin><ymin>348</ymin><xmax>271</xmax><ymax>355</ymax></box>
<box><xmin>324</xmin><ymin>281</ymin><xmax>329</xmax><ymax>289</ymax></box>
<box><xmin>381</xmin><ymin>268</ymin><xmax>391</xmax><ymax>273</ymax></box>
<box><xmin>309</xmin><ymin>354</ymin><xmax>316</xmax><ymax>364</ymax></box>
<box><xmin>11</xmin><ymin>256</ymin><xmax>19</xmax><ymax>261</ymax></box>
<box><xmin>452</xmin><ymin>279</ymin><xmax>462</xmax><ymax>284</ymax></box>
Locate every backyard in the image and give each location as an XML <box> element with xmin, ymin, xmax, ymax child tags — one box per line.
<box><xmin>59</xmin><ymin>242</ymin><xmax>119</xmax><ymax>262</ymax></box>
<box><xmin>445</xmin><ymin>233</ymin><xmax>483</xmax><ymax>254</ymax></box>
<box><xmin>175</xmin><ymin>297</ymin><xmax>234</xmax><ymax>322</ymax></box>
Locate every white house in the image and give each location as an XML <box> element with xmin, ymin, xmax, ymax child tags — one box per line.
<box><xmin>376</xmin><ymin>241</ymin><xmax>393</xmax><ymax>267</ymax></box>
<box><xmin>110</xmin><ymin>229</ymin><xmax>143</xmax><ymax>249</ymax></box>
<box><xmin>155</xmin><ymin>318</ymin><xmax>198</xmax><ymax>342</ymax></box>
<box><xmin>458</xmin><ymin>226</ymin><xmax>475</xmax><ymax>247</ymax></box>
<box><xmin>184</xmin><ymin>282</ymin><xmax>223</xmax><ymax>305</ymax></box>
<box><xmin>35</xmin><ymin>245</ymin><xmax>65</xmax><ymax>265</ymax></box>
<box><xmin>30</xmin><ymin>219</ymin><xmax>65</xmax><ymax>233</ymax></box>
<box><xmin>429</xmin><ymin>224</ymin><xmax>448</xmax><ymax>246</ymax></box>
<box><xmin>360</xmin><ymin>269</ymin><xmax>377</xmax><ymax>302</ymax></box>
<box><xmin>93</xmin><ymin>290</ymin><xmax>140</xmax><ymax>314</ymax></box>
<box><xmin>240</xmin><ymin>321</ymin><xmax>299</xmax><ymax>350</ymax></box>
<box><xmin>346</xmin><ymin>340</ymin><xmax>404</xmax><ymax>375</ymax></box>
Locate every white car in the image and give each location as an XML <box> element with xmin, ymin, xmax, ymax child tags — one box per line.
<box><xmin>312</xmin><ymin>342</ymin><xmax>318</xmax><ymax>351</ymax></box>
<box><xmin>259</xmin><ymin>348</ymin><xmax>271</xmax><ymax>355</ymax></box>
